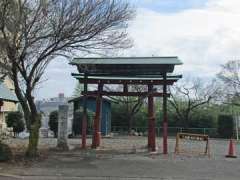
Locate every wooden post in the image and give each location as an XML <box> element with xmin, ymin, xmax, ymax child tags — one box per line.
<box><xmin>174</xmin><ymin>133</ymin><xmax>180</xmax><ymax>154</ymax></box>
<box><xmin>81</xmin><ymin>74</ymin><xmax>88</xmax><ymax>149</ymax></box>
<box><xmin>123</xmin><ymin>84</ymin><xmax>128</xmax><ymax>93</ymax></box>
<box><xmin>148</xmin><ymin>84</ymin><xmax>156</xmax><ymax>152</ymax></box>
<box><xmin>163</xmin><ymin>73</ymin><xmax>168</xmax><ymax>154</ymax></box>
<box><xmin>205</xmin><ymin>137</ymin><xmax>210</xmax><ymax>158</ymax></box>
<box><xmin>92</xmin><ymin>84</ymin><xmax>103</xmax><ymax>148</ymax></box>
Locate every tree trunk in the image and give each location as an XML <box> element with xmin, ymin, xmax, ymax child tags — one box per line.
<box><xmin>184</xmin><ymin>113</ymin><xmax>190</xmax><ymax>129</ymax></box>
<box><xmin>128</xmin><ymin>112</ymin><xmax>136</xmax><ymax>133</ymax></box>
<box><xmin>25</xmin><ymin>114</ymin><xmax>41</xmax><ymax>157</ymax></box>
<box><xmin>128</xmin><ymin>115</ymin><xmax>133</xmax><ymax>133</ymax></box>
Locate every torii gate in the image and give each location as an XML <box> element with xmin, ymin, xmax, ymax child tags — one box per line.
<box><xmin>70</xmin><ymin>57</ymin><xmax>182</xmax><ymax>153</ymax></box>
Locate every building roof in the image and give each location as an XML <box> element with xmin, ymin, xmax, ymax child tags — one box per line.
<box><xmin>70</xmin><ymin>56</ymin><xmax>183</xmax><ymax>76</ymax></box>
<box><xmin>0</xmin><ymin>81</ymin><xmax>18</xmax><ymax>102</ymax></box>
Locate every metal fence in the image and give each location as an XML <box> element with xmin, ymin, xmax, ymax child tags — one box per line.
<box><xmin>111</xmin><ymin>126</ymin><xmax>218</xmax><ymax>137</ymax></box>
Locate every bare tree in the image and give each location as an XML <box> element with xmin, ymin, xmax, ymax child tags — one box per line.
<box><xmin>73</xmin><ymin>82</ymin><xmax>83</xmax><ymax>97</ymax></box>
<box><xmin>217</xmin><ymin>60</ymin><xmax>240</xmax><ymax>106</ymax></box>
<box><xmin>105</xmin><ymin>84</ymin><xmax>146</xmax><ymax>132</ymax></box>
<box><xmin>0</xmin><ymin>0</ymin><xmax>134</xmax><ymax>157</ymax></box>
<box><xmin>168</xmin><ymin>78</ymin><xmax>218</xmax><ymax>128</ymax></box>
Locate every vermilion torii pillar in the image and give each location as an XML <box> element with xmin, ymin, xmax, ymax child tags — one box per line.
<box><xmin>148</xmin><ymin>84</ymin><xmax>156</xmax><ymax>152</ymax></box>
<box><xmin>92</xmin><ymin>84</ymin><xmax>103</xmax><ymax>148</ymax></box>
<box><xmin>81</xmin><ymin>74</ymin><xmax>88</xmax><ymax>149</ymax></box>
<box><xmin>163</xmin><ymin>73</ymin><xmax>168</xmax><ymax>154</ymax></box>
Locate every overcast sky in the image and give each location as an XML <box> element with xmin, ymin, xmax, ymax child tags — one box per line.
<box><xmin>35</xmin><ymin>0</ymin><xmax>240</xmax><ymax>100</ymax></box>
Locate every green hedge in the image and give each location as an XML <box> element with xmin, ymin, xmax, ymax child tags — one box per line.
<box><xmin>217</xmin><ymin>115</ymin><xmax>234</xmax><ymax>138</ymax></box>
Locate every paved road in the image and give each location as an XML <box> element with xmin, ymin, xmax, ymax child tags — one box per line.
<box><xmin>0</xmin><ymin>176</ymin><xmax>191</xmax><ymax>180</ymax></box>
<box><xmin>1</xmin><ymin>151</ymin><xmax>240</xmax><ymax>180</ymax></box>
<box><xmin>0</xmin><ymin>137</ymin><xmax>240</xmax><ymax>180</ymax></box>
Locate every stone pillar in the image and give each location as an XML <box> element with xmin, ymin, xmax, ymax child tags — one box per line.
<box><xmin>57</xmin><ymin>105</ymin><xmax>69</xmax><ymax>150</ymax></box>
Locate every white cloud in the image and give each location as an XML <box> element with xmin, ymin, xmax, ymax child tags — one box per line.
<box><xmin>36</xmin><ymin>0</ymin><xmax>240</xmax><ymax>99</ymax></box>
<box><xmin>125</xmin><ymin>0</ymin><xmax>240</xmax><ymax>78</ymax></box>
<box><xmin>207</xmin><ymin>0</ymin><xmax>240</xmax><ymax>14</ymax></box>
<box><xmin>34</xmin><ymin>58</ymin><xmax>77</xmax><ymax>100</ymax></box>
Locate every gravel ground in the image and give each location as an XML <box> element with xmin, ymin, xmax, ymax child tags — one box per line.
<box><xmin>5</xmin><ymin>136</ymin><xmax>235</xmax><ymax>158</ymax></box>
<box><xmin>0</xmin><ymin>136</ymin><xmax>240</xmax><ymax>180</ymax></box>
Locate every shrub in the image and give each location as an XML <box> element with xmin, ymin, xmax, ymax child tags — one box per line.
<box><xmin>190</xmin><ymin>112</ymin><xmax>217</xmax><ymax>128</ymax></box>
<box><xmin>6</xmin><ymin>111</ymin><xmax>25</xmax><ymax>136</ymax></box>
<box><xmin>217</xmin><ymin>115</ymin><xmax>234</xmax><ymax>138</ymax></box>
<box><xmin>0</xmin><ymin>143</ymin><xmax>12</xmax><ymax>161</ymax></box>
<box><xmin>48</xmin><ymin>111</ymin><xmax>58</xmax><ymax>138</ymax></box>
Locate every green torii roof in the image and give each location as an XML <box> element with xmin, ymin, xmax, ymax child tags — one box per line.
<box><xmin>0</xmin><ymin>81</ymin><xmax>18</xmax><ymax>102</ymax></box>
<box><xmin>70</xmin><ymin>57</ymin><xmax>183</xmax><ymax>76</ymax></box>
<box><xmin>70</xmin><ymin>56</ymin><xmax>182</xmax><ymax>65</ymax></box>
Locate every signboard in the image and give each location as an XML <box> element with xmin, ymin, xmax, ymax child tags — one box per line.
<box><xmin>174</xmin><ymin>133</ymin><xmax>210</xmax><ymax>157</ymax></box>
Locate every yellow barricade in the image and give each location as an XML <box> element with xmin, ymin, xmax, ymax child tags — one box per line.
<box><xmin>174</xmin><ymin>133</ymin><xmax>210</xmax><ymax>157</ymax></box>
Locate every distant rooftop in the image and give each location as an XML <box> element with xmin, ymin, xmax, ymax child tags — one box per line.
<box><xmin>0</xmin><ymin>81</ymin><xmax>18</xmax><ymax>102</ymax></box>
